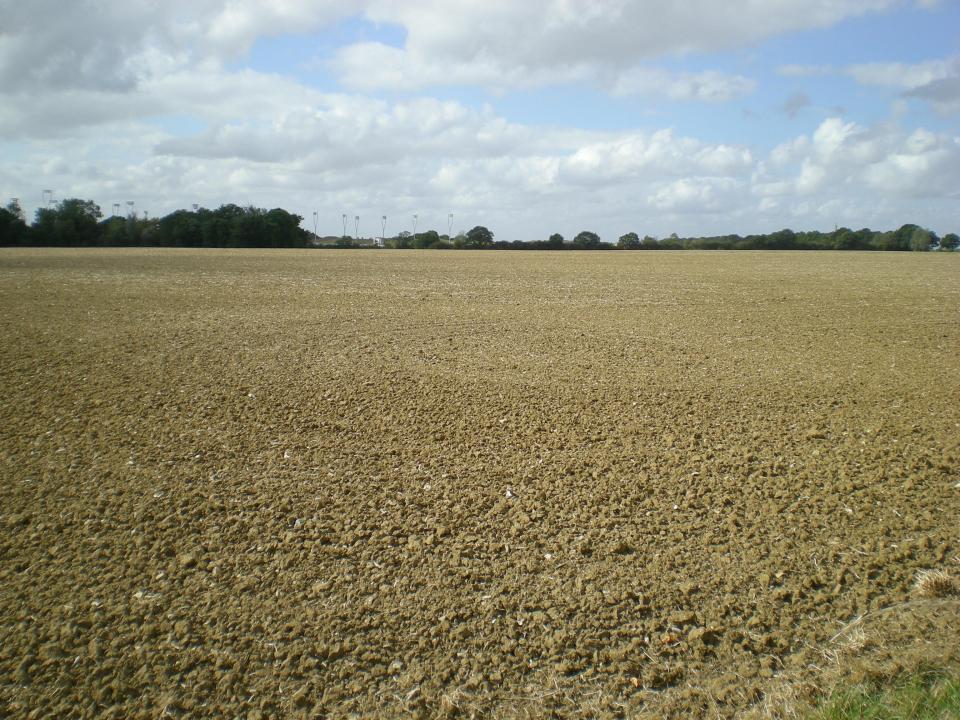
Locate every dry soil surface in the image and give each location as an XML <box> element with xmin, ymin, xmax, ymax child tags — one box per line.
<box><xmin>1</xmin><ymin>249</ymin><xmax>958</xmax><ymax>719</ymax></box>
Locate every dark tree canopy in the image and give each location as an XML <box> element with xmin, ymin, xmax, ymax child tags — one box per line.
<box><xmin>1</xmin><ymin>199</ymin><xmax>30</xmax><ymax>246</ymax></box>
<box><xmin>466</xmin><ymin>225</ymin><xmax>494</xmax><ymax>248</ymax></box>
<box><xmin>573</xmin><ymin>230</ymin><xmax>602</xmax><ymax>249</ymax></box>
<box><xmin>33</xmin><ymin>199</ymin><xmax>103</xmax><ymax>246</ymax></box>
<box><xmin>617</xmin><ymin>232</ymin><xmax>640</xmax><ymax>249</ymax></box>
<box><xmin>3</xmin><ymin>202</ymin><xmax>308</xmax><ymax>248</ymax></box>
<box><xmin>940</xmin><ymin>233</ymin><xmax>959</xmax><ymax>251</ymax></box>
<box><xmin>412</xmin><ymin>229</ymin><xmax>440</xmax><ymax>249</ymax></box>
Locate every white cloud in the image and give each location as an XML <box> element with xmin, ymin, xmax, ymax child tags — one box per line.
<box><xmin>154</xmin><ymin>95</ymin><xmax>543</xmax><ymax>169</ymax></box>
<box><xmin>754</xmin><ymin>117</ymin><xmax>960</xmax><ymax>208</ymax></box>
<box><xmin>558</xmin><ymin>130</ymin><xmax>753</xmax><ymax>186</ymax></box>
<box><xmin>0</xmin><ymin>0</ymin><xmax>361</xmax><ymax>95</ymax></box>
<box><xmin>845</xmin><ymin>58</ymin><xmax>956</xmax><ymax>89</ymax></box>
<box><xmin>649</xmin><ymin>177</ymin><xmax>741</xmax><ymax>212</ymax></box>
<box><xmin>332</xmin><ymin>0</ymin><xmax>895</xmax><ymax>93</ymax></box>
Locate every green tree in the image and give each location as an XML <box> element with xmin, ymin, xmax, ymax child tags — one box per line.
<box><xmin>641</xmin><ymin>235</ymin><xmax>659</xmax><ymax>249</ymax></box>
<box><xmin>412</xmin><ymin>229</ymin><xmax>439</xmax><ymax>249</ymax></box>
<box><xmin>0</xmin><ymin>200</ymin><xmax>30</xmax><ymax>246</ymax></box>
<box><xmin>99</xmin><ymin>216</ymin><xmax>132</xmax><ymax>246</ymax></box>
<box><xmin>831</xmin><ymin>227</ymin><xmax>859</xmax><ymax>250</ymax></box>
<box><xmin>466</xmin><ymin>225</ymin><xmax>494</xmax><ymax>248</ymax></box>
<box><xmin>546</xmin><ymin>233</ymin><xmax>564</xmax><ymax>249</ymax></box>
<box><xmin>157</xmin><ymin>210</ymin><xmax>202</xmax><ymax>247</ymax></box>
<box><xmin>885</xmin><ymin>223</ymin><xmax>920</xmax><ymax>251</ymax></box>
<box><xmin>909</xmin><ymin>227</ymin><xmax>934</xmax><ymax>252</ymax></box>
<box><xmin>33</xmin><ymin>198</ymin><xmax>103</xmax><ymax>246</ymax></box>
<box><xmin>617</xmin><ymin>232</ymin><xmax>640</xmax><ymax>249</ymax></box>
<box><xmin>870</xmin><ymin>230</ymin><xmax>899</xmax><ymax>251</ymax></box>
<box><xmin>263</xmin><ymin>208</ymin><xmax>306</xmax><ymax>247</ymax></box>
<box><xmin>939</xmin><ymin>233</ymin><xmax>959</xmax><ymax>251</ymax></box>
<box><xmin>573</xmin><ymin>230</ymin><xmax>601</xmax><ymax>249</ymax></box>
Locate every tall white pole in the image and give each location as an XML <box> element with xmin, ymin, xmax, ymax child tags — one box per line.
<box><xmin>354</xmin><ymin>215</ymin><xmax>359</xmax><ymax>239</ymax></box>
<box><xmin>412</xmin><ymin>214</ymin><xmax>418</xmax><ymax>237</ymax></box>
<box><xmin>342</xmin><ymin>213</ymin><xmax>347</xmax><ymax>237</ymax></box>
<box><xmin>448</xmin><ymin>213</ymin><xmax>454</xmax><ymax>236</ymax></box>
<box><xmin>312</xmin><ymin>211</ymin><xmax>318</xmax><ymax>239</ymax></box>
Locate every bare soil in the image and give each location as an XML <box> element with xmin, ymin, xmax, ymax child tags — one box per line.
<box><xmin>1</xmin><ymin>249</ymin><xmax>957</xmax><ymax>719</ymax></box>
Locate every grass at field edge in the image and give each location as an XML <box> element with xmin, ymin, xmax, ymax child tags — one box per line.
<box><xmin>809</xmin><ymin>668</ymin><xmax>960</xmax><ymax>720</ymax></box>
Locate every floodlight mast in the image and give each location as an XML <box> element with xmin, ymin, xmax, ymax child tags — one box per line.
<box><xmin>412</xmin><ymin>214</ymin><xmax>418</xmax><ymax>237</ymax></box>
<box><xmin>42</xmin><ymin>189</ymin><xmax>53</xmax><ymax>206</ymax></box>
<box><xmin>112</xmin><ymin>203</ymin><xmax>120</xmax><ymax>217</ymax></box>
<box><xmin>447</xmin><ymin>213</ymin><xmax>454</xmax><ymax>236</ymax></box>
<box><xmin>381</xmin><ymin>215</ymin><xmax>387</xmax><ymax>246</ymax></box>
<box><xmin>354</xmin><ymin>215</ymin><xmax>359</xmax><ymax>239</ymax></box>
<box><xmin>126</xmin><ymin>201</ymin><xmax>135</xmax><ymax>219</ymax></box>
<box><xmin>192</xmin><ymin>203</ymin><xmax>199</xmax><ymax>212</ymax></box>
<box><xmin>342</xmin><ymin>213</ymin><xmax>347</xmax><ymax>238</ymax></box>
<box><xmin>312</xmin><ymin>211</ymin><xmax>318</xmax><ymax>239</ymax></box>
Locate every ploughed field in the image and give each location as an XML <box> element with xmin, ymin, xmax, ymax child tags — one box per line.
<box><xmin>1</xmin><ymin>249</ymin><xmax>957</xmax><ymax>719</ymax></box>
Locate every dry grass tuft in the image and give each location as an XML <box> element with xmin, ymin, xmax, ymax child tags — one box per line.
<box><xmin>751</xmin><ymin>680</ymin><xmax>821</xmax><ymax>720</ymax></box>
<box><xmin>911</xmin><ymin>569</ymin><xmax>957</xmax><ymax>599</ymax></box>
<box><xmin>823</xmin><ymin>620</ymin><xmax>871</xmax><ymax>665</ymax></box>
<box><xmin>437</xmin><ymin>688</ymin><xmax>467</xmax><ymax>717</ymax></box>
<box><xmin>835</xmin><ymin>625</ymin><xmax>869</xmax><ymax>658</ymax></box>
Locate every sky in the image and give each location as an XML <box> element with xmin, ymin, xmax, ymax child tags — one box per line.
<box><xmin>1</xmin><ymin>0</ymin><xmax>958</xmax><ymax>241</ymax></box>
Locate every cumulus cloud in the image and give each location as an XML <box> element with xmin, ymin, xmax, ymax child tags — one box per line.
<box><xmin>558</xmin><ymin>130</ymin><xmax>753</xmax><ymax>187</ymax></box>
<box><xmin>0</xmin><ymin>1</ymin><xmax>362</xmax><ymax>95</ymax></box>
<box><xmin>648</xmin><ymin>177</ymin><xmax>742</xmax><ymax>213</ymax></box>
<box><xmin>154</xmin><ymin>96</ymin><xmax>543</xmax><ymax>169</ymax></box>
<box><xmin>755</xmin><ymin>117</ymin><xmax>960</xmax><ymax>203</ymax></box>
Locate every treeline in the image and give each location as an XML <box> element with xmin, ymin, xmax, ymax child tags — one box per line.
<box><xmin>362</xmin><ymin>224</ymin><xmax>957</xmax><ymax>252</ymax></box>
<box><xmin>0</xmin><ymin>199</ymin><xmax>309</xmax><ymax>248</ymax></box>
<box><xmin>2</xmin><ymin>198</ymin><xmax>957</xmax><ymax>251</ymax></box>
